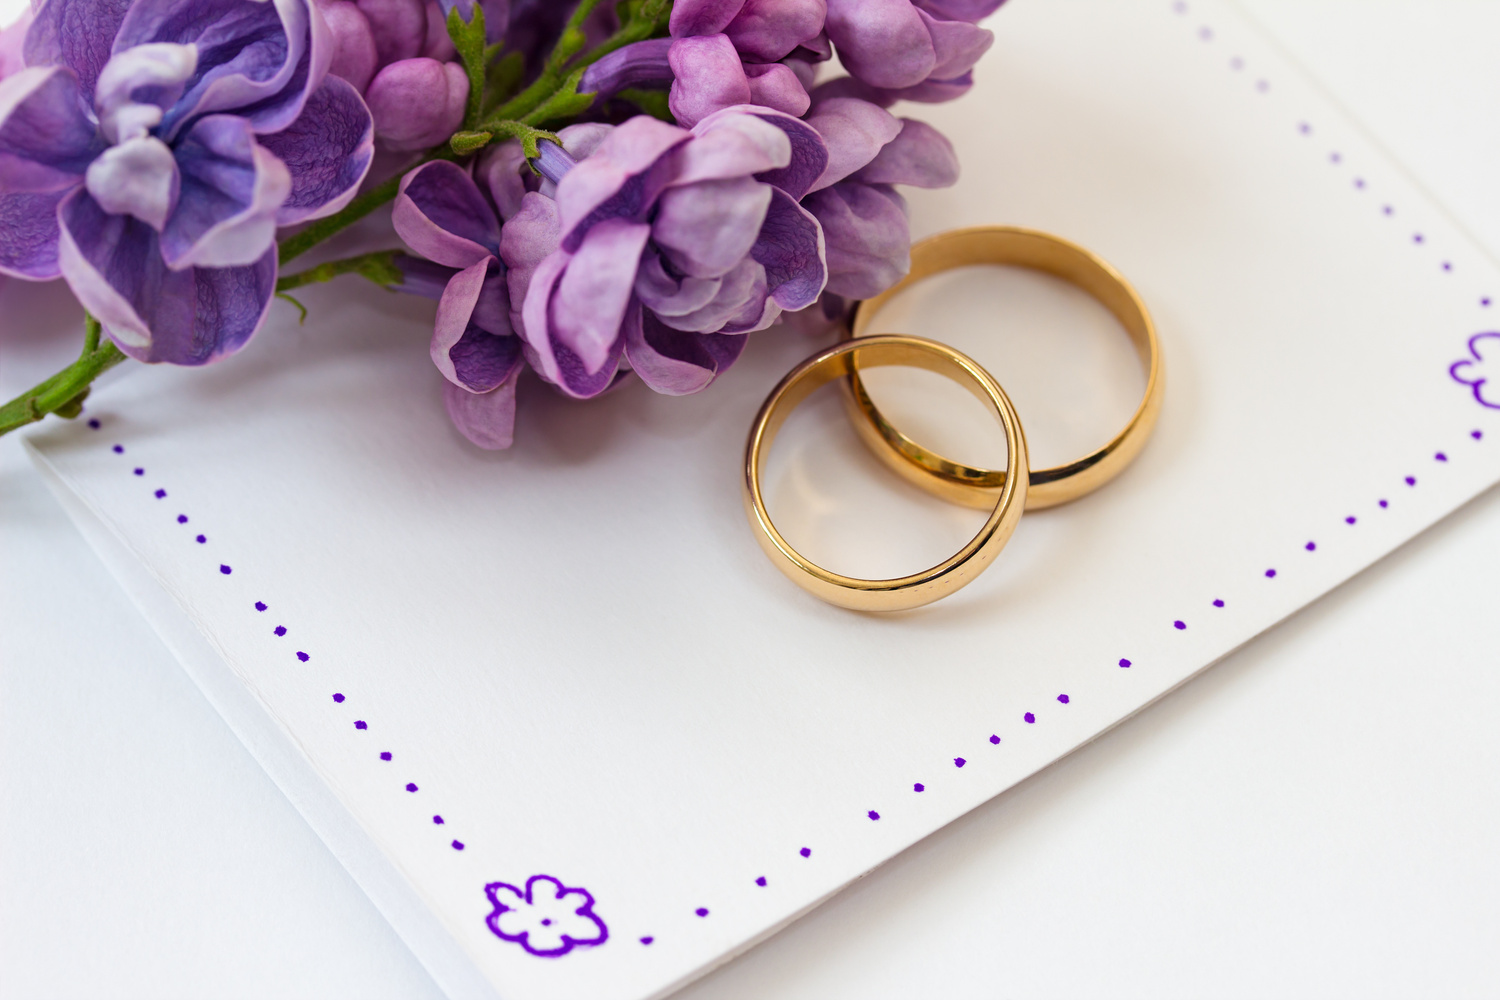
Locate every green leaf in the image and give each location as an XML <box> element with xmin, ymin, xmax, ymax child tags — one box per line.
<box><xmin>446</xmin><ymin>4</ymin><xmax>488</xmax><ymax>130</ymax></box>
<box><xmin>450</xmin><ymin>129</ymin><xmax>494</xmax><ymax>154</ymax></box>
<box><xmin>522</xmin><ymin>67</ymin><xmax>595</xmax><ymax>126</ymax></box>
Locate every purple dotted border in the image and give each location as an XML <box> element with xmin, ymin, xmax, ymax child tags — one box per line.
<box><xmin>72</xmin><ymin>7</ymin><xmax>1497</xmax><ymax>949</ymax></box>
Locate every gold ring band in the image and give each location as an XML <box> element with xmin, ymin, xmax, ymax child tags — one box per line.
<box><xmin>743</xmin><ymin>335</ymin><xmax>1028</xmax><ymax>611</ymax></box>
<box><xmin>842</xmin><ymin>226</ymin><xmax>1163</xmax><ymax>510</ymax></box>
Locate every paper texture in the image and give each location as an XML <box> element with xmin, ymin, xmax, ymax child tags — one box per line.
<box><xmin>25</xmin><ymin>1</ymin><xmax>1500</xmax><ymax>997</ymax></box>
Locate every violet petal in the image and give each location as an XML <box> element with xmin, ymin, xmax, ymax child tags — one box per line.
<box><xmin>667</xmin><ymin>35</ymin><xmax>751</xmax><ymax>128</ymax></box>
<box><xmin>921</xmin><ymin>8</ymin><xmax>992</xmax><ymax>79</ymax></box>
<box><xmin>652</xmin><ymin>175</ymin><xmax>771</xmax><ymax>279</ymax></box>
<box><xmin>316</xmin><ymin>0</ymin><xmax>379</xmax><ymax>92</ymax></box>
<box><xmin>159</xmin><ymin>114</ymin><xmax>291</xmax><ymax>269</ymax></box>
<box><xmin>522</xmin><ymin>249</ymin><xmax>627</xmax><ymax>397</ymax></box>
<box><xmin>356</xmin><ymin>0</ymin><xmax>426</xmax><ymax>65</ymax></box>
<box><xmin>668</xmin><ymin>0</ymin><xmax>744</xmax><ymax>39</ymax></box>
<box><xmin>260</xmin><ymin>74</ymin><xmax>374</xmax><ymax>224</ymax></box>
<box><xmin>393</xmin><ymin>159</ymin><xmax>500</xmax><ymax>267</ymax></box>
<box><xmin>498</xmin><ymin>190</ymin><xmax>561</xmax><ymax>337</ymax></box>
<box><xmin>626</xmin><ymin>307</ymin><xmax>748</xmax><ymax>395</ymax></box>
<box><xmin>674</xmin><ymin>110</ymin><xmax>792</xmax><ymax>186</ymax></box>
<box><xmin>824</xmin><ymin>0</ymin><xmax>935</xmax><ymax>90</ymax></box>
<box><xmin>803</xmin><ymin>181</ymin><xmax>909</xmax><ymax>298</ymax></box>
<box><xmin>805</xmin><ymin>96</ymin><xmax>902</xmax><ymax>192</ymax></box>
<box><xmin>431</xmin><ymin>256</ymin><xmax>490</xmax><ymax>384</ymax></box>
<box><xmin>442</xmin><ymin>370</ymin><xmax>520</xmax><ymax>450</ymax></box>
<box><xmin>550</xmin><ymin>217</ymin><xmax>651</xmax><ymax>373</ymax></box>
<box><xmin>554</xmin><ymin>115</ymin><xmax>689</xmax><ymax>249</ymax></box>
<box><xmin>366</xmin><ymin>57</ymin><xmax>468</xmax><ymax>152</ymax></box>
<box><xmin>83</xmin><ymin>135</ymin><xmax>179</xmax><ymax>231</ymax></box>
<box><xmin>743</xmin><ymin>61</ymin><xmax>811</xmax><ymax>117</ymax></box>
<box><xmin>476</xmin><ymin>140</ymin><xmax>529</xmax><ymax>221</ymax></box>
<box><xmin>577</xmin><ymin>37</ymin><xmax>673</xmax><ymax>100</ymax></box>
<box><xmin>849</xmin><ymin>117</ymin><xmax>958</xmax><ymax>188</ymax></box>
<box><xmin>723</xmin><ymin>0</ymin><xmax>827</xmax><ymax>62</ymax></box>
<box><xmin>650</xmin><ymin>255</ymin><xmax>763</xmax><ymax>332</ymax></box>
<box><xmin>23</xmin><ymin>0</ymin><xmax>131</xmax><ymax>99</ymax></box>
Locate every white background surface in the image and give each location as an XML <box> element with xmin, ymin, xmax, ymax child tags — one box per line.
<box><xmin>2</xmin><ymin>2</ymin><xmax>1498</xmax><ymax>996</ymax></box>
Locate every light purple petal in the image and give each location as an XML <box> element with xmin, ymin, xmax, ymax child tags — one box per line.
<box><xmin>626</xmin><ymin>307</ymin><xmax>747</xmax><ymax>395</ymax></box>
<box><xmin>356</xmin><ymin>0</ymin><xmax>426</xmax><ymax>63</ymax></box>
<box><xmin>23</xmin><ymin>0</ymin><xmax>131</xmax><ymax>100</ymax></box>
<box><xmin>849</xmin><ymin>117</ymin><xmax>957</xmax><ymax>188</ymax></box>
<box><xmin>316</xmin><ymin>0</ymin><xmax>378</xmax><ymax>92</ymax></box>
<box><xmin>366</xmin><ymin>57</ymin><xmax>467</xmax><ymax>152</ymax></box>
<box><xmin>0</xmin><ymin>66</ymin><xmax>101</xmax><ymax>177</ymax></box>
<box><xmin>159</xmin><ymin>114</ymin><xmax>291</xmax><ymax>269</ymax></box>
<box><xmin>553</xmin><ymin>114</ymin><xmax>689</xmax><ymax>249</ymax></box>
<box><xmin>58</xmin><ymin>188</ymin><xmax>276</xmax><ymax>363</ymax></box>
<box><xmin>550</xmin><ymin>217</ymin><xmax>650</xmax><ymax>372</ymax></box>
<box><xmin>521</xmin><ymin>249</ymin><xmax>628</xmax><ymax>398</ymax></box>
<box><xmin>431</xmin><ymin>256</ymin><xmax>488</xmax><ymax>383</ymax></box>
<box><xmin>687</xmin><ymin>105</ymin><xmax>828</xmax><ymax>199</ymax></box>
<box><xmin>122</xmin><ymin>0</ymin><xmax>322</xmax><ymax>139</ymax></box>
<box><xmin>752</xmin><ymin>185</ymin><xmax>825</xmax><ymax>310</ymax></box>
<box><xmin>877</xmin><ymin>71</ymin><xmax>973</xmax><ymax>103</ymax></box>
<box><xmin>634</xmin><ymin>251</ymin><xmax>723</xmax><ymax>318</ymax></box>
<box><xmin>392</xmin><ymin>252</ymin><xmax>456</xmax><ymax>298</ymax></box>
<box><xmin>743</xmin><ymin>62</ymin><xmax>810</xmax><ymax>117</ymax></box>
<box><xmin>802</xmin><ymin>180</ymin><xmax>908</xmax><ymax>298</ymax></box>
<box><xmin>84</xmin><ymin>135</ymin><xmax>179</xmax><ymax>230</ymax></box>
<box><xmin>649</xmin><ymin>255</ymin><xmax>764</xmax><ymax>332</ymax></box>
<box><xmin>805</xmin><ymin>96</ymin><xmax>902</xmax><ymax>192</ymax></box>
<box><xmin>914</xmin><ymin>0</ymin><xmax>1006</xmax><ymax>25</ymax></box>
<box><xmin>260</xmin><ymin>74</ymin><xmax>373</xmax><ymax>224</ymax></box>
<box><xmin>93</xmin><ymin>43</ymin><xmax>198</xmax><ymax>143</ymax></box>
<box><xmin>723</xmin><ymin>0</ymin><xmax>826</xmax><ymax>62</ymax></box>
<box><xmin>668</xmin><ymin>0</ymin><xmax>744</xmax><ymax>38</ymax></box>
<box><xmin>0</xmin><ymin>8</ymin><xmax>33</xmax><ymax>81</ymax></box>
<box><xmin>921</xmin><ymin>8</ymin><xmax>992</xmax><ymax>79</ymax></box>
<box><xmin>448</xmin><ymin>322</ymin><xmax>522</xmax><ymax>392</ymax></box>
<box><xmin>393</xmin><ymin>159</ymin><xmax>499</xmax><ymax>268</ymax></box>
<box><xmin>420</xmin><ymin>0</ymin><xmax>457</xmax><ymax>61</ymax></box>
<box><xmin>0</xmin><ymin>188</ymin><xmax>72</xmax><ymax>279</ymax></box>
<box><xmin>430</xmin><ymin>261</ymin><xmax>515</xmax><ymax>387</ymax></box>
<box><xmin>476</xmin><ymin>141</ymin><xmax>529</xmax><ymax>221</ymax></box>
<box><xmin>651</xmin><ymin>175</ymin><xmax>770</xmax><ymax>278</ymax></box>
<box><xmin>556</xmin><ymin>122</ymin><xmax>615</xmax><ymax>162</ymax></box>
<box><xmin>442</xmin><ymin>369</ymin><xmax>519</xmax><ymax>450</ymax></box>
<box><xmin>498</xmin><ymin>190</ymin><xmax>560</xmax><ymax>337</ymax></box>
<box><xmin>675</xmin><ymin>109</ymin><xmax>791</xmax><ymax>186</ymax></box>
<box><xmin>824</xmin><ymin>0</ymin><xmax>935</xmax><ymax>90</ymax></box>
<box><xmin>666</xmin><ymin>35</ymin><xmax>750</xmax><ymax>128</ymax></box>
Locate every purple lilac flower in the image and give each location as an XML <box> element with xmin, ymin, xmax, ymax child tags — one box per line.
<box><xmin>823</xmin><ymin>0</ymin><xmax>1001</xmax><ymax>101</ymax></box>
<box><xmin>391</xmin><ymin>141</ymin><xmax>530</xmax><ymax>448</ymax></box>
<box><xmin>504</xmin><ymin>108</ymin><xmax>828</xmax><ymax>400</ymax></box>
<box><xmin>317</xmin><ymin>0</ymin><xmax>507</xmax><ymax>151</ymax></box>
<box><xmin>0</xmin><ymin>0</ymin><xmax>374</xmax><ymax>364</ymax></box>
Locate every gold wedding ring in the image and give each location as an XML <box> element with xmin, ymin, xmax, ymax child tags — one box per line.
<box><xmin>843</xmin><ymin>226</ymin><xmax>1163</xmax><ymax>510</ymax></box>
<box><xmin>744</xmin><ymin>335</ymin><xmax>1028</xmax><ymax>611</ymax></box>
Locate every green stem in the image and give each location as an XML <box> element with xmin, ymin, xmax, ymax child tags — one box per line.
<box><xmin>0</xmin><ymin>315</ymin><xmax>127</xmax><ymax>437</ymax></box>
<box><xmin>276</xmin><ymin>249</ymin><xmax>404</xmax><ymax>292</ymax></box>
<box><xmin>277</xmin><ymin>173</ymin><xmax>404</xmax><ymax>266</ymax></box>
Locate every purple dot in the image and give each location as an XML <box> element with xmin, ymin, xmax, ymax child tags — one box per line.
<box><xmin>1383</xmin><ymin>205</ymin><xmax>1394</xmax><ymax>215</ymax></box>
<box><xmin>540</xmin><ymin>918</ymin><xmax>551</xmax><ymax>926</ymax></box>
<box><xmin>1057</xmin><ymin>694</ymin><xmax>1070</xmax><ymax>704</ymax></box>
<box><xmin>1443</xmin><ymin>262</ymin><xmax>1453</xmax><ymax>272</ymax></box>
<box><xmin>954</xmin><ymin>757</ymin><xmax>966</xmax><ymax>768</ymax></box>
<box><xmin>989</xmin><ymin>734</ymin><xmax>1000</xmax><ymax>744</ymax></box>
<box><xmin>176</xmin><ymin>514</ymin><xmax>187</xmax><ymax>523</ymax></box>
<box><xmin>274</xmin><ymin>625</ymin><xmax>286</xmax><ymax>636</ymax></box>
<box><xmin>1345</xmin><ymin>516</ymin><xmax>1356</xmax><ymax>524</ymax></box>
<box><xmin>1229</xmin><ymin>56</ymin><xmax>1242</xmax><ymax>70</ymax></box>
<box><xmin>695</xmin><ymin>907</ymin><xmax>709</xmax><ymax>918</ymax></box>
<box><xmin>868</xmin><ymin>810</ymin><xmax>880</xmax><ymax>821</ymax></box>
<box><xmin>1379</xmin><ymin>499</ymin><xmax>1389</xmax><ymax>508</ymax></box>
<box><xmin>1473</xmin><ymin>430</ymin><xmax>1484</xmax><ymax>440</ymax></box>
<box><xmin>1413</xmin><ymin>233</ymin><xmax>1424</xmax><ymax>244</ymax></box>
<box><xmin>755</xmin><ymin>876</ymin><xmax>767</xmax><ymax>887</ymax></box>
<box><xmin>1354</xmin><ymin>178</ymin><xmax>1365</xmax><ymax>189</ymax></box>
<box><xmin>640</xmin><ymin>936</ymin><xmax>654</xmax><ymax>945</ymax></box>
<box><xmin>1174</xmin><ymin>620</ymin><xmax>1187</xmax><ymax>629</ymax></box>
<box><xmin>296</xmin><ymin>651</ymin><xmax>309</xmax><ymax>662</ymax></box>
<box><xmin>1298</xmin><ymin>122</ymin><xmax>1311</xmax><ymax>135</ymax></box>
<box><xmin>154</xmin><ymin>488</ymin><xmax>166</xmax><ymax>499</ymax></box>
<box><xmin>1024</xmin><ymin>712</ymin><xmax>1036</xmax><ymax>724</ymax></box>
<box><xmin>355</xmin><ymin>720</ymin><xmax>367</xmax><ymax>730</ymax></box>
<box><xmin>405</xmin><ymin>783</ymin><xmax>418</xmax><ymax>792</ymax></box>
<box><xmin>1305</xmin><ymin>541</ymin><xmax>1316</xmax><ymax>551</ymax></box>
<box><xmin>1119</xmin><ymin>658</ymin><xmax>1132</xmax><ymax>668</ymax></box>
<box><xmin>1213</xmin><ymin>599</ymin><xmax>1225</xmax><ymax>607</ymax></box>
<box><xmin>332</xmin><ymin>693</ymin><xmax>344</xmax><ymax>703</ymax></box>
<box><xmin>133</xmin><ymin>467</ymin><xmax>144</xmax><ymax>476</ymax></box>
<box><xmin>1198</xmin><ymin>26</ymin><xmax>1212</xmax><ymax>40</ymax></box>
<box><xmin>1255</xmin><ymin>79</ymin><xmax>1269</xmax><ymax>92</ymax></box>
<box><xmin>255</xmin><ymin>601</ymin><xmax>267</xmax><ymax>611</ymax></box>
<box><xmin>219</xmin><ymin>564</ymin><xmax>232</xmax><ymax>575</ymax></box>
<box><xmin>1265</xmin><ymin>569</ymin><xmax>1277</xmax><ymax>578</ymax></box>
<box><xmin>113</xmin><ymin>445</ymin><xmax>124</xmax><ymax>454</ymax></box>
<box><xmin>87</xmin><ymin>418</ymin><xmax>101</xmax><ymax>429</ymax></box>
<box><xmin>1329</xmin><ymin>152</ymin><xmax>1341</xmax><ymax>163</ymax></box>
<box><xmin>1482</xmin><ymin>298</ymin><xmax>1492</xmax><ymax>308</ymax></box>
<box><xmin>452</xmin><ymin>840</ymin><xmax>465</xmax><ymax>850</ymax></box>
<box><xmin>195</xmin><ymin>534</ymin><xmax>206</xmax><ymax>544</ymax></box>
<box><xmin>1171</xmin><ymin>1</ymin><xmax>1185</xmax><ymax>13</ymax></box>
<box><xmin>1405</xmin><ymin>476</ymin><xmax>1416</xmax><ymax>486</ymax></box>
<box><xmin>380</xmin><ymin>751</ymin><xmax>391</xmax><ymax>761</ymax></box>
<box><xmin>433</xmin><ymin>815</ymin><xmax>444</xmax><ymax>824</ymax></box>
<box><xmin>913</xmin><ymin>783</ymin><xmax>924</xmax><ymax>792</ymax></box>
<box><xmin>799</xmin><ymin>847</ymin><xmax>811</xmax><ymax>858</ymax></box>
<box><xmin>1435</xmin><ymin>452</ymin><xmax>1448</xmax><ymax>462</ymax></box>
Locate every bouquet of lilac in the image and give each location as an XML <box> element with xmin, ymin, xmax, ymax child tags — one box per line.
<box><xmin>0</xmin><ymin>0</ymin><xmax>1001</xmax><ymax>448</ymax></box>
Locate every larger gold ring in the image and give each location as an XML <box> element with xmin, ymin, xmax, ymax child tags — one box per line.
<box><xmin>744</xmin><ymin>335</ymin><xmax>1028</xmax><ymax>611</ymax></box>
<box><xmin>842</xmin><ymin>226</ymin><xmax>1163</xmax><ymax>510</ymax></box>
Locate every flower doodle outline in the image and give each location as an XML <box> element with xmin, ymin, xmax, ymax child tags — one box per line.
<box><xmin>1450</xmin><ymin>332</ymin><xmax>1500</xmax><ymax>409</ymax></box>
<box><xmin>484</xmin><ymin>874</ymin><xmax>608</xmax><ymax>958</ymax></box>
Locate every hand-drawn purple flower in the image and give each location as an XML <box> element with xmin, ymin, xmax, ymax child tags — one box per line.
<box><xmin>0</xmin><ymin>0</ymin><xmax>374</xmax><ymax>364</ymax></box>
<box><xmin>392</xmin><ymin>143</ymin><xmax>533</xmax><ymax>448</ymax></box>
<box><xmin>1450</xmin><ymin>331</ymin><xmax>1500</xmax><ymax>409</ymax></box>
<box><xmin>799</xmin><ymin>95</ymin><xmax>958</xmax><ymax>298</ymax></box>
<box><xmin>484</xmin><ymin>874</ymin><xmax>608</xmax><ymax>958</ymax></box>
<box><xmin>824</xmin><ymin>0</ymin><xmax>999</xmax><ymax>98</ymax></box>
<box><xmin>503</xmin><ymin>108</ymin><xmax>828</xmax><ymax>399</ymax></box>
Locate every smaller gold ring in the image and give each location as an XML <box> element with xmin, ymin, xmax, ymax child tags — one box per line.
<box><xmin>744</xmin><ymin>334</ymin><xmax>1028</xmax><ymax>612</ymax></box>
<box><xmin>842</xmin><ymin>226</ymin><xmax>1163</xmax><ymax>510</ymax></box>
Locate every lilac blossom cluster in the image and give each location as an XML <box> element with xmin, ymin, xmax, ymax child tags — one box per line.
<box><xmin>0</xmin><ymin>0</ymin><xmax>1004</xmax><ymax>447</ymax></box>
